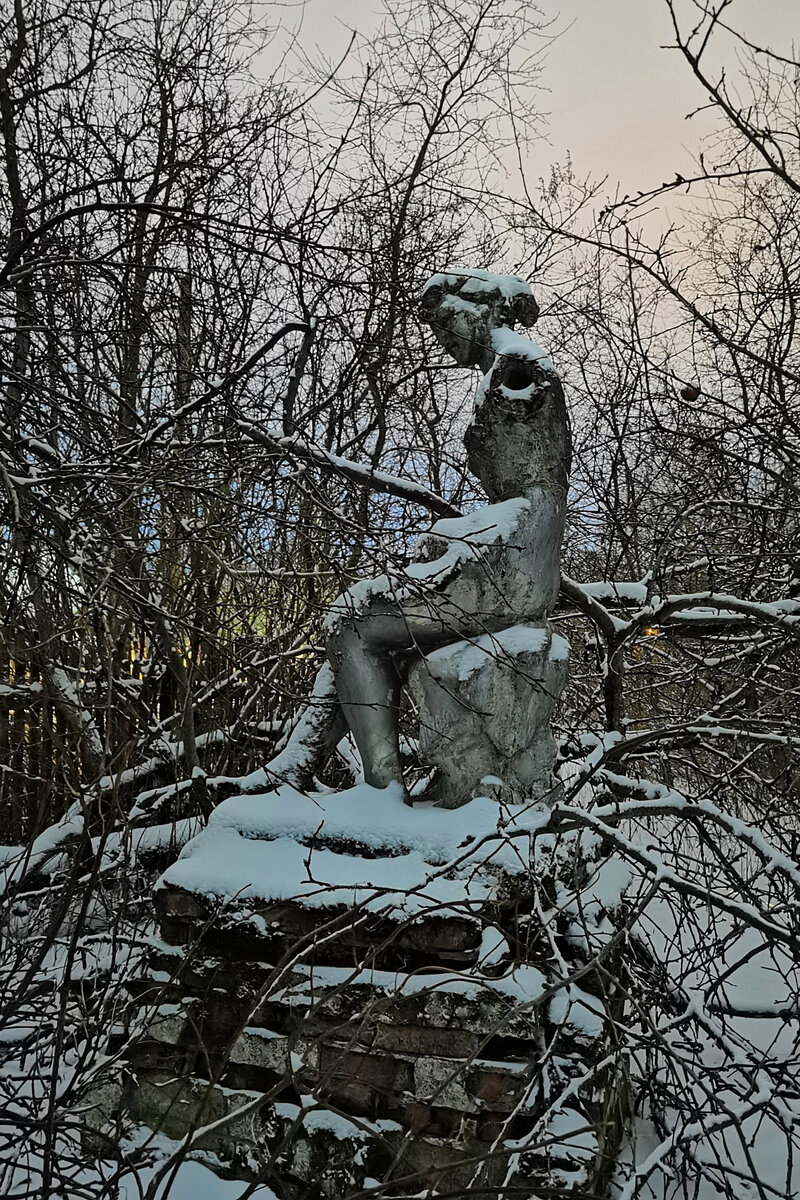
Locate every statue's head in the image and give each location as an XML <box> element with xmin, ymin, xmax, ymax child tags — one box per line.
<box><xmin>420</xmin><ymin>269</ymin><xmax>569</xmax><ymax>502</ymax></box>
<box><xmin>419</xmin><ymin>271</ymin><xmax>539</xmax><ymax>373</ymax></box>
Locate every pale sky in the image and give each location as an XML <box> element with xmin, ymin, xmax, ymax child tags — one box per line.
<box><xmin>291</xmin><ymin>0</ymin><xmax>798</xmax><ymax>197</ymax></box>
<box><xmin>544</xmin><ymin>0</ymin><xmax>797</xmax><ymax>194</ymax></box>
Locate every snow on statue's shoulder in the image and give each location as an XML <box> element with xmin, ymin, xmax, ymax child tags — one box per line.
<box><xmin>490</xmin><ymin>324</ymin><xmax>553</xmax><ymax>372</ymax></box>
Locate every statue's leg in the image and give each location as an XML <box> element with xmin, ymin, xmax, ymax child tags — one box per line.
<box><xmin>327</xmin><ymin>621</ymin><xmax>406</xmax><ymax>788</ymax></box>
<box><xmin>327</xmin><ymin>596</ymin><xmax>494</xmax><ymax>791</ymax></box>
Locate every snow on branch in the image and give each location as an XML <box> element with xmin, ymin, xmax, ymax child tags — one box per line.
<box><xmin>237</xmin><ymin>419</ymin><xmax>463</xmax><ymax>518</ymax></box>
<box><xmin>586</xmin><ymin>769</ymin><xmax>800</xmax><ymax>892</ymax></box>
<box><xmin>563</xmin><ymin>578</ymin><xmax>800</xmax><ymax>638</ymax></box>
<box><xmin>551</xmin><ymin>769</ymin><xmax>800</xmax><ymax>954</ymax></box>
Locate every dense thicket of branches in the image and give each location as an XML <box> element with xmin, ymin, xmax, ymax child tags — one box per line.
<box><xmin>521</xmin><ymin>6</ymin><xmax>800</xmax><ymax>1193</ymax></box>
<box><xmin>0</xmin><ymin>0</ymin><xmax>544</xmax><ymax>841</ymax></box>
<box><xmin>1</xmin><ymin>0</ymin><xmax>799</xmax><ymax>1197</ymax></box>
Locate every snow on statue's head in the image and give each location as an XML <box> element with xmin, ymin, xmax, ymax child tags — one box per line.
<box><xmin>419</xmin><ymin>270</ymin><xmax>539</xmax><ymax>374</ymax></box>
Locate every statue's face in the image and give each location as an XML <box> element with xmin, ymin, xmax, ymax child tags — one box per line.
<box><xmin>419</xmin><ymin>271</ymin><xmax>539</xmax><ymax>372</ymax></box>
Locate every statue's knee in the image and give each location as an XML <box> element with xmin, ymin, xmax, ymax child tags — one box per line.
<box><xmin>327</xmin><ymin>621</ymin><xmax>362</xmax><ymax>669</ymax></box>
<box><xmin>326</xmin><ymin>628</ymin><xmax>346</xmax><ymax>670</ymax></box>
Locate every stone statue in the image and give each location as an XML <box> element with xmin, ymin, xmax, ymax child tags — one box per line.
<box><xmin>326</xmin><ymin>270</ymin><xmax>571</xmax><ymax>806</ymax></box>
<box><xmin>109</xmin><ymin>277</ymin><xmax>621</xmax><ymax>1200</ymax></box>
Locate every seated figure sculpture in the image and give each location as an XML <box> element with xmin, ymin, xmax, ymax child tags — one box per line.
<box><xmin>326</xmin><ymin>270</ymin><xmax>571</xmax><ymax>804</ymax></box>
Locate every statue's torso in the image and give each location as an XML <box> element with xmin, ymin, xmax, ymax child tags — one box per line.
<box><xmin>408</xmin><ymin>488</ymin><xmax>564</xmax><ymax>628</ymax></box>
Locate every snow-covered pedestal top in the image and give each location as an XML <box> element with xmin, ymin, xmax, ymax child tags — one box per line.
<box><xmin>157</xmin><ymin>780</ymin><xmax>553</xmax><ymax>917</ymax></box>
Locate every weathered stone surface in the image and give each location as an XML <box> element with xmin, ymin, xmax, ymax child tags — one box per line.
<box><xmin>147</xmin><ymin>1000</ymin><xmax>199</xmax><ymax>1045</ymax></box>
<box><xmin>228</xmin><ymin>1027</ymin><xmax>293</xmax><ymax>1074</ymax></box>
<box><xmin>96</xmin><ymin>936</ymin><xmax>625</xmax><ymax>1196</ymax></box>
<box><xmin>124</xmin><ymin>1070</ymin><xmax>235</xmax><ymax>1145</ymax></box>
<box><xmin>107</xmin><ymin>825</ymin><xmax>629</xmax><ymax>1195</ymax></box>
<box><xmin>408</xmin><ymin>622</ymin><xmax>570</xmax><ymax>807</ymax></box>
<box><xmin>370</xmin><ymin>1021</ymin><xmax>482</xmax><ymax>1057</ymax></box>
<box><xmin>78</xmin><ymin>1076</ymin><xmax>124</xmax><ymax>1143</ymax></box>
<box><xmin>380</xmin><ymin>1127</ymin><xmax>510</xmax><ymax>1194</ymax></box>
<box><xmin>155</xmin><ymin>881</ymin><xmax>483</xmax><ymax>968</ymax></box>
<box><xmin>413</xmin><ymin>1054</ymin><xmax>529</xmax><ymax>1114</ymax></box>
<box><xmin>326</xmin><ymin>271</ymin><xmax>571</xmax><ymax>797</ymax></box>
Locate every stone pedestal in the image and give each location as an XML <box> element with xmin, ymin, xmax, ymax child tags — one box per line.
<box><xmin>408</xmin><ymin>623</ymin><xmax>570</xmax><ymax>808</ymax></box>
<box><xmin>82</xmin><ymin>784</ymin><xmax>629</xmax><ymax>1198</ymax></box>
